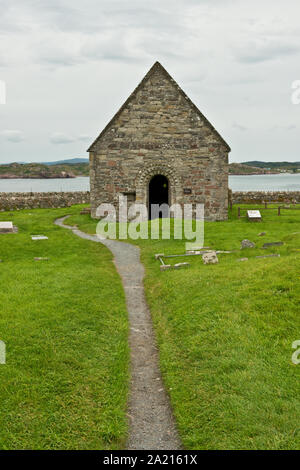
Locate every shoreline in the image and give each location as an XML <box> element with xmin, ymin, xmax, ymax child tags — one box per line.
<box><xmin>0</xmin><ymin>175</ymin><xmax>79</xmax><ymax>179</ymax></box>
<box><xmin>229</xmin><ymin>172</ymin><xmax>296</xmax><ymax>176</ymax></box>
<box><xmin>0</xmin><ymin>175</ymin><xmax>299</xmax><ymax>194</ymax></box>
<box><xmin>0</xmin><ymin>173</ymin><xmax>298</xmax><ymax>179</ymax></box>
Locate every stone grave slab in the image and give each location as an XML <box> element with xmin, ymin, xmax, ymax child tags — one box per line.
<box><xmin>263</xmin><ymin>242</ymin><xmax>283</xmax><ymax>248</ymax></box>
<box><xmin>0</xmin><ymin>221</ymin><xmax>14</xmax><ymax>233</ymax></box>
<box><xmin>256</xmin><ymin>254</ymin><xmax>280</xmax><ymax>259</ymax></box>
<box><xmin>160</xmin><ymin>264</ymin><xmax>172</xmax><ymax>271</ymax></box>
<box><xmin>31</xmin><ymin>235</ymin><xmax>48</xmax><ymax>240</ymax></box>
<box><xmin>173</xmin><ymin>262</ymin><xmax>190</xmax><ymax>269</ymax></box>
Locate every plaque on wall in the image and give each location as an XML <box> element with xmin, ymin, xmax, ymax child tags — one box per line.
<box><xmin>183</xmin><ymin>188</ymin><xmax>192</xmax><ymax>195</ymax></box>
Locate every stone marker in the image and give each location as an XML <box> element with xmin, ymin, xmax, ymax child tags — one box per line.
<box><xmin>31</xmin><ymin>235</ymin><xmax>48</xmax><ymax>240</ymax></box>
<box><xmin>258</xmin><ymin>232</ymin><xmax>266</xmax><ymax>236</ymax></box>
<box><xmin>160</xmin><ymin>264</ymin><xmax>172</xmax><ymax>271</ymax></box>
<box><xmin>256</xmin><ymin>254</ymin><xmax>280</xmax><ymax>259</ymax></box>
<box><xmin>186</xmin><ymin>250</ymin><xmax>208</xmax><ymax>255</ymax></box>
<box><xmin>173</xmin><ymin>262</ymin><xmax>190</xmax><ymax>269</ymax></box>
<box><xmin>247</xmin><ymin>210</ymin><xmax>262</xmax><ymax>222</ymax></box>
<box><xmin>237</xmin><ymin>257</ymin><xmax>248</xmax><ymax>262</ymax></box>
<box><xmin>186</xmin><ymin>246</ymin><xmax>210</xmax><ymax>252</ymax></box>
<box><xmin>155</xmin><ymin>253</ymin><xmax>164</xmax><ymax>260</ymax></box>
<box><xmin>262</xmin><ymin>242</ymin><xmax>283</xmax><ymax>248</ymax></box>
<box><xmin>0</xmin><ymin>221</ymin><xmax>13</xmax><ymax>233</ymax></box>
<box><xmin>202</xmin><ymin>251</ymin><xmax>218</xmax><ymax>264</ymax></box>
<box><xmin>80</xmin><ymin>208</ymin><xmax>91</xmax><ymax>215</ymax></box>
<box><xmin>241</xmin><ymin>239</ymin><xmax>255</xmax><ymax>249</ymax></box>
<box><xmin>34</xmin><ymin>257</ymin><xmax>49</xmax><ymax>261</ymax></box>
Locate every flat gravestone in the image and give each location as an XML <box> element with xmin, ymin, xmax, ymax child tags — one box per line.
<box><xmin>0</xmin><ymin>221</ymin><xmax>13</xmax><ymax>233</ymax></box>
<box><xmin>31</xmin><ymin>235</ymin><xmax>48</xmax><ymax>240</ymax></box>
<box><xmin>263</xmin><ymin>242</ymin><xmax>283</xmax><ymax>248</ymax></box>
<box><xmin>247</xmin><ymin>210</ymin><xmax>262</xmax><ymax>222</ymax></box>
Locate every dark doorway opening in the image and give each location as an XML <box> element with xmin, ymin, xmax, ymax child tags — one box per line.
<box><xmin>148</xmin><ymin>174</ymin><xmax>169</xmax><ymax>219</ymax></box>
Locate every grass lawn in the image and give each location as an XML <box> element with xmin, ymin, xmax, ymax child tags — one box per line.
<box><xmin>68</xmin><ymin>204</ymin><xmax>300</xmax><ymax>450</ymax></box>
<box><xmin>0</xmin><ymin>206</ymin><xmax>129</xmax><ymax>450</ymax></box>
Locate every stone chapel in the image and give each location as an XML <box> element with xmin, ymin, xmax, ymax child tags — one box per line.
<box><xmin>88</xmin><ymin>61</ymin><xmax>230</xmax><ymax>220</ymax></box>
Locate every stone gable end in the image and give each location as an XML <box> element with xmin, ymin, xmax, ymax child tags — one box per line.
<box><xmin>89</xmin><ymin>62</ymin><xmax>230</xmax><ymax>221</ymax></box>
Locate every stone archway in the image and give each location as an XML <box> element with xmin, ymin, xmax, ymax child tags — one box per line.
<box><xmin>135</xmin><ymin>164</ymin><xmax>180</xmax><ymax>216</ymax></box>
<box><xmin>148</xmin><ymin>174</ymin><xmax>169</xmax><ymax>219</ymax></box>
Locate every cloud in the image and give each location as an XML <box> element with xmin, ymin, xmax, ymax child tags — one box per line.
<box><xmin>0</xmin><ymin>130</ymin><xmax>24</xmax><ymax>142</ymax></box>
<box><xmin>50</xmin><ymin>133</ymin><xmax>75</xmax><ymax>144</ymax></box>
<box><xmin>78</xmin><ymin>134</ymin><xmax>92</xmax><ymax>142</ymax></box>
<box><xmin>270</xmin><ymin>124</ymin><xmax>297</xmax><ymax>131</ymax></box>
<box><xmin>2</xmin><ymin>0</ymin><xmax>300</xmax><ymax>163</ymax></box>
<box><xmin>50</xmin><ymin>133</ymin><xmax>92</xmax><ymax>144</ymax></box>
<box><xmin>235</xmin><ymin>40</ymin><xmax>300</xmax><ymax>64</ymax></box>
<box><xmin>0</xmin><ymin>0</ymin><xmax>196</xmax><ymax>67</ymax></box>
<box><xmin>232</xmin><ymin>122</ymin><xmax>247</xmax><ymax>131</ymax></box>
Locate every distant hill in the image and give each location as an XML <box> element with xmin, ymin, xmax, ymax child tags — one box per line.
<box><xmin>1</xmin><ymin>159</ymin><xmax>299</xmax><ymax>178</ymax></box>
<box><xmin>243</xmin><ymin>161</ymin><xmax>300</xmax><ymax>171</ymax></box>
<box><xmin>229</xmin><ymin>163</ymin><xmax>270</xmax><ymax>175</ymax></box>
<box><xmin>230</xmin><ymin>161</ymin><xmax>300</xmax><ymax>175</ymax></box>
<box><xmin>0</xmin><ymin>161</ymin><xmax>89</xmax><ymax>179</ymax></box>
<box><xmin>0</xmin><ymin>158</ymin><xmax>89</xmax><ymax>166</ymax></box>
<box><xmin>43</xmin><ymin>158</ymin><xmax>89</xmax><ymax>165</ymax></box>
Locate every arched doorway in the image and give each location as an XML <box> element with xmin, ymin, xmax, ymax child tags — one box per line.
<box><xmin>148</xmin><ymin>174</ymin><xmax>169</xmax><ymax>219</ymax></box>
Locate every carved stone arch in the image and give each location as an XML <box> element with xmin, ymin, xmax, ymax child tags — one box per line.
<box><xmin>135</xmin><ymin>164</ymin><xmax>180</xmax><ymax>207</ymax></box>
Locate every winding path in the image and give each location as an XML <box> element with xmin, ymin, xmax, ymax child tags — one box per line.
<box><xmin>55</xmin><ymin>216</ymin><xmax>181</xmax><ymax>450</ymax></box>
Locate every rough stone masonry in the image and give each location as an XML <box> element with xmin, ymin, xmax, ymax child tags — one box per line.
<box><xmin>88</xmin><ymin>61</ymin><xmax>230</xmax><ymax>221</ymax></box>
<box><xmin>0</xmin><ymin>191</ymin><xmax>89</xmax><ymax>211</ymax></box>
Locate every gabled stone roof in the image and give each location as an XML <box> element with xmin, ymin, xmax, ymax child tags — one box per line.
<box><xmin>88</xmin><ymin>61</ymin><xmax>231</xmax><ymax>153</ymax></box>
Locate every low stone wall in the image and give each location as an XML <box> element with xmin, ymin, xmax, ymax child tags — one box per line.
<box><xmin>1</xmin><ymin>189</ymin><xmax>300</xmax><ymax>211</ymax></box>
<box><xmin>232</xmin><ymin>191</ymin><xmax>300</xmax><ymax>204</ymax></box>
<box><xmin>0</xmin><ymin>191</ymin><xmax>90</xmax><ymax>211</ymax></box>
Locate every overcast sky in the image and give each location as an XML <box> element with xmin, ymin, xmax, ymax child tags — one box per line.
<box><xmin>0</xmin><ymin>0</ymin><xmax>300</xmax><ymax>163</ymax></box>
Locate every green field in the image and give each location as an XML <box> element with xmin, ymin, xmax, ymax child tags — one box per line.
<box><xmin>1</xmin><ymin>204</ymin><xmax>299</xmax><ymax>449</ymax></box>
<box><xmin>68</xmin><ymin>204</ymin><xmax>300</xmax><ymax>450</ymax></box>
<box><xmin>0</xmin><ymin>207</ymin><xmax>129</xmax><ymax>449</ymax></box>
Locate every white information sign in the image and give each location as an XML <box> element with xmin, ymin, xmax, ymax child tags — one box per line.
<box><xmin>247</xmin><ymin>210</ymin><xmax>261</xmax><ymax>220</ymax></box>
